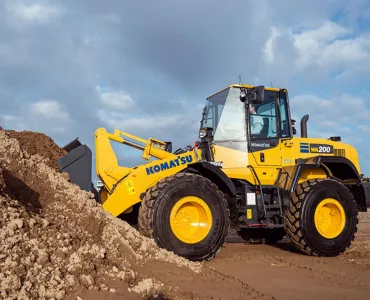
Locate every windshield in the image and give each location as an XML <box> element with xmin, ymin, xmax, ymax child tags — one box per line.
<box><xmin>201</xmin><ymin>87</ymin><xmax>246</xmax><ymax>142</ymax></box>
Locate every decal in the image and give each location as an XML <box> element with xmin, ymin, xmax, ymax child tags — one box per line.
<box><xmin>146</xmin><ymin>155</ymin><xmax>193</xmax><ymax>175</ymax></box>
<box><xmin>251</xmin><ymin>142</ymin><xmax>270</xmax><ymax>148</ymax></box>
<box><xmin>209</xmin><ymin>161</ymin><xmax>223</xmax><ymax>168</ymax></box>
<box><xmin>300</xmin><ymin>143</ymin><xmax>334</xmax><ymax>154</ymax></box>
<box><xmin>300</xmin><ymin>142</ymin><xmax>309</xmax><ymax>153</ymax></box>
<box><xmin>126</xmin><ymin>180</ymin><xmax>136</xmax><ymax>195</ymax></box>
<box><xmin>246</xmin><ymin>209</ymin><xmax>252</xmax><ymax>219</ymax></box>
<box><xmin>247</xmin><ymin>193</ymin><xmax>256</xmax><ymax>205</ymax></box>
<box><xmin>310</xmin><ymin>143</ymin><xmax>334</xmax><ymax>154</ymax></box>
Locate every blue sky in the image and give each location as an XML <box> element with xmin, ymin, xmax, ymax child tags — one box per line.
<box><xmin>0</xmin><ymin>0</ymin><xmax>370</xmax><ymax>179</ymax></box>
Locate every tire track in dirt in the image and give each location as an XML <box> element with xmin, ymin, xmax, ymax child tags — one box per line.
<box><xmin>203</xmin><ymin>265</ymin><xmax>276</xmax><ymax>300</ymax></box>
<box><xmin>208</xmin><ymin>215</ymin><xmax>370</xmax><ymax>300</ymax></box>
<box><xmin>262</xmin><ymin>254</ymin><xmax>369</xmax><ymax>290</ymax></box>
<box><xmin>209</xmin><ymin>247</ymin><xmax>370</xmax><ymax>299</ymax></box>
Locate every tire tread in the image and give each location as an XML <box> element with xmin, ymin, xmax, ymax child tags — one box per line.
<box><xmin>284</xmin><ymin>178</ymin><xmax>358</xmax><ymax>257</ymax></box>
<box><xmin>138</xmin><ymin>172</ymin><xmax>230</xmax><ymax>261</ymax></box>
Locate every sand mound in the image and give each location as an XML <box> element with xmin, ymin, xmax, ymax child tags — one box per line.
<box><xmin>3</xmin><ymin>130</ymin><xmax>67</xmax><ymax>172</ymax></box>
<box><xmin>0</xmin><ymin>131</ymin><xmax>198</xmax><ymax>299</ymax></box>
<box><xmin>0</xmin><ymin>130</ymin><xmax>269</xmax><ymax>300</ymax></box>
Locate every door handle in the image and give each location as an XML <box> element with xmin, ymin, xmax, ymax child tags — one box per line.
<box><xmin>284</xmin><ymin>141</ymin><xmax>293</xmax><ymax>147</ymax></box>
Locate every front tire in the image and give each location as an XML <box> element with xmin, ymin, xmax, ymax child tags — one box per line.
<box><xmin>285</xmin><ymin>178</ymin><xmax>358</xmax><ymax>256</ymax></box>
<box><xmin>138</xmin><ymin>173</ymin><xmax>230</xmax><ymax>261</ymax></box>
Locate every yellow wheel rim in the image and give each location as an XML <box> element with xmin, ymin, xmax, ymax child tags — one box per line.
<box><xmin>314</xmin><ymin>198</ymin><xmax>346</xmax><ymax>239</ymax></box>
<box><xmin>170</xmin><ymin>196</ymin><xmax>213</xmax><ymax>244</ymax></box>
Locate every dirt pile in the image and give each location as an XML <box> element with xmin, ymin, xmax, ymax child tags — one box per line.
<box><xmin>0</xmin><ymin>130</ymin><xmax>268</xmax><ymax>300</ymax></box>
<box><xmin>4</xmin><ymin>130</ymin><xmax>67</xmax><ymax>171</ymax></box>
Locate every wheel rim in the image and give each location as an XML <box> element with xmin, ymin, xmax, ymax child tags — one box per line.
<box><xmin>170</xmin><ymin>196</ymin><xmax>213</xmax><ymax>244</ymax></box>
<box><xmin>314</xmin><ymin>198</ymin><xmax>346</xmax><ymax>239</ymax></box>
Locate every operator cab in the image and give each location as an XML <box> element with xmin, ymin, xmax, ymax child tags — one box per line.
<box><xmin>199</xmin><ymin>84</ymin><xmax>295</xmax><ymax>152</ymax></box>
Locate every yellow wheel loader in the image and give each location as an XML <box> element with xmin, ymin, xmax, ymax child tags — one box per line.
<box><xmin>58</xmin><ymin>83</ymin><xmax>370</xmax><ymax>261</ymax></box>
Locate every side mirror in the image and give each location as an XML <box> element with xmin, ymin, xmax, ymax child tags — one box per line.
<box><xmin>292</xmin><ymin>119</ymin><xmax>297</xmax><ymax>135</ymax></box>
<box><xmin>240</xmin><ymin>85</ymin><xmax>265</xmax><ymax>104</ymax></box>
<box><xmin>251</xmin><ymin>85</ymin><xmax>264</xmax><ymax>104</ymax></box>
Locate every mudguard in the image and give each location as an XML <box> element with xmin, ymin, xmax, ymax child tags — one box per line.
<box><xmin>290</xmin><ymin>156</ymin><xmax>361</xmax><ymax>193</ymax></box>
<box><xmin>187</xmin><ymin>161</ymin><xmax>236</xmax><ymax>197</ymax></box>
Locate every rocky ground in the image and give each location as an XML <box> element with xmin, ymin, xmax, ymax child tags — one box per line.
<box><xmin>0</xmin><ymin>129</ymin><xmax>369</xmax><ymax>300</ymax></box>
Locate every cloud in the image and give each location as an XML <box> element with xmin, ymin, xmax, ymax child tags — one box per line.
<box><xmin>31</xmin><ymin>100</ymin><xmax>70</xmax><ymax>120</ymax></box>
<box><xmin>0</xmin><ymin>99</ymin><xmax>72</xmax><ymax>134</ymax></box>
<box><xmin>0</xmin><ymin>0</ymin><xmax>369</xmax><ymax>176</ymax></box>
<box><xmin>293</xmin><ymin>21</ymin><xmax>370</xmax><ymax>70</ymax></box>
<box><xmin>97</xmin><ymin>86</ymin><xmax>134</xmax><ymax>110</ymax></box>
<box><xmin>358</xmin><ymin>125</ymin><xmax>370</xmax><ymax>133</ymax></box>
<box><xmin>5</xmin><ymin>1</ymin><xmax>61</xmax><ymax>23</ymax></box>
<box><xmin>290</xmin><ymin>93</ymin><xmax>370</xmax><ymax>172</ymax></box>
<box><xmin>0</xmin><ymin>115</ymin><xmax>27</xmax><ymax>131</ymax></box>
<box><xmin>97</xmin><ymin>101</ymin><xmax>203</xmax><ymax>150</ymax></box>
<box><xmin>262</xmin><ymin>27</ymin><xmax>282</xmax><ymax>64</ymax></box>
<box><xmin>291</xmin><ymin>93</ymin><xmax>370</xmax><ymax>125</ymax></box>
<box><xmin>261</xmin><ymin>20</ymin><xmax>370</xmax><ymax>88</ymax></box>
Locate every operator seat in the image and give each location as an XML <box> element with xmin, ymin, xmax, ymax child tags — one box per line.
<box><xmin>259</xmin><ymin>117</ymin><xmax>269</xmax><ymax>138</ymax></box>
<box><xmin>250</xmin><ymin>117</ymin><xmax>269</xmax><ymax>140</ymax></box>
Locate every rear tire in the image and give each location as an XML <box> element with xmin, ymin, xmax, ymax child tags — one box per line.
<box><xmin>284</xmin><ymin>178</ymin><xmax>358</xmax><ymax>256</ymax></box>
<box><xmin>138</xmin><ymin>173</ymin><xmax>230</xmax><ymax>261</ymax></box>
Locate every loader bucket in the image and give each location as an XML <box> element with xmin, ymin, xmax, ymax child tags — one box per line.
<box><xmin>58</xmin><ymin>138</ymin><xmax>99</xmax><ymax>201</ymax></box>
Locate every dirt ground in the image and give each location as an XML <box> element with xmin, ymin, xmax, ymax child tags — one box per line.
<box><xmin>1</xmin><ymin>128</ymin><xmax>370</xmax><ymax>300</ymax></box>
<box><xmin>211</xmin><ymin>212</ymin><xmax>370</xmax><ymax>300</ymax></box>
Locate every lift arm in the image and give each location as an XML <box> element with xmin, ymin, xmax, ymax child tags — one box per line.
<box><xmin>94</xmin><ymin>127</ymin><xmax>176</xmax><ymax>193</ymax></box>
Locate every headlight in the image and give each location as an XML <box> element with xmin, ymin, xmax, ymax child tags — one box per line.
<box><xmin>199</xmin><ymin>128</ymin><xmax>207</xmax><ymax>138</ymax></box>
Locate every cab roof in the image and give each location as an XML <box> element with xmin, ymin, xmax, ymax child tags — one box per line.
<box><xmin>206</xmin><ymin>84</ymin><xmax>287</xmax><ymax>100</ymax></box>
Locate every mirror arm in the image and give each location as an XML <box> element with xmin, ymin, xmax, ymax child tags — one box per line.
<box><xmin>239</xmin><ymin>85</ymin><xmax>265</xmax><ymax>104</ymax></box>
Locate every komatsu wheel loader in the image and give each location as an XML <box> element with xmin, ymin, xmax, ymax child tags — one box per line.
<box><xmin>58</xmin><ymin>83</ymin><xmax>370</xmax><ymax>261</ymax></box>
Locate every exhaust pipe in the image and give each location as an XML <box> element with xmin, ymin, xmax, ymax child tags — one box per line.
<box><xmin>301</xmin><ymin>114</ymin><xmax>309</xmax><ymax>138</ymax></box>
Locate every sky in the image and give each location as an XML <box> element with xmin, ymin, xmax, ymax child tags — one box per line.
<box><xmin>0</xmin><ymin>0</ymin><xmax>370</xmax><ymax>181</ymax></box>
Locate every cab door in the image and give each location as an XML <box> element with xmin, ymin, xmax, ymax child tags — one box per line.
<box><xmin>248</xmin><ymin>94</ymin><xmax>282</xmax><ymax>166</ymax></box>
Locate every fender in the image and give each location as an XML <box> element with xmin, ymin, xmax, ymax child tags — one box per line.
<box><xmin>185</xmin><ymin>162</ymin><xmax>237</xmax><ymax>197</ymax></box>
<box><xmin>288</xmin><ymin>156</ymin><xmax>370</xmax><ymax>212</ymax></box>
<box><xmin>290</xmin><ymin>156</ymin><xmax>361</xmax><ymax>193</ymax></box>
<box><xmin>318</xmin><ymin>156</ymin><xmax>361</xmax><ymax>182</ymax></box>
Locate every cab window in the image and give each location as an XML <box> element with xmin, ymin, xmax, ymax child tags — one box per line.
<box><xmin>279</xmin><ymin>92</ymin><xmax>290</xmax><ymax>138</ymax></box>
<box><xmin>249</xmin><ymin>91</ymin><xmax>278</xmax><ymax>140</ymax></box>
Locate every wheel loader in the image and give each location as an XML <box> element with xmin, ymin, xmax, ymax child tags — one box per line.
<box><xmin>58</xmin><ymin>83</ymin><xmax>370</xmax><ymax>261</ymax></box>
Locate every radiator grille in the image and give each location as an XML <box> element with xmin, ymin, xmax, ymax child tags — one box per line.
<box><xmin>334</xmin><ymin>149</ymin><xmax>345</xmax><ymax>157</ymax></box>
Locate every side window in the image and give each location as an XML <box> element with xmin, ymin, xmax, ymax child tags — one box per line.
<box><xmin>279</xmin><ymin>96</ymin><xmax>290</xmax><ymax>137</ymax></box>
<box><xmin>250</xmin><ymin>101</ymin><xmax>278</xmax><ymax>139</ymax></box>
